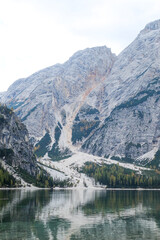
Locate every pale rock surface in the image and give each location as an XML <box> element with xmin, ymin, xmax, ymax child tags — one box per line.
<box><xmin>81</xmin><ymin>19</ymin><xmax>160</xmax><ymax>161</ymax></box>
<box><xmin>0</xmin><ymin>46</ymin><xmax>116</xmax><ymax>159</ymax></box>
<box><xmin>1</xmin><ymin>20</ymin><xmax>160</xmax><ymax>169</ymax></box>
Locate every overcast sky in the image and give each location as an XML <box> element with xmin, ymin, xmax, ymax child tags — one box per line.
<box><xmin>0</xmin><ymin>0</ymin><xmax>160</xmax><ymax>92</ymax></box>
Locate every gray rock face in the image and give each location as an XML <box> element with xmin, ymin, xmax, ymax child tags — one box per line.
<box><xmin>142</xmin><ymin>19</ymin><xmax>160</xmax><ymax>32</ymax></box>
<box><xmin>0</xmin><ymin>104</ymin><xmax>38</xmax><ymax>176</ymax></box>
<box><xmin>81</xmin><ymin>19</ymin><xmax>160</xmax><ymax>160</ymax></box>
<box><xmin>0</xmin><ymin>46</ymin><xmax>116</xmax><ymax>159</ymax></box>
<box><xmin>1</xmin><ymin>19</ymin><xmax>160</xmax><ymax>163</ymax></box>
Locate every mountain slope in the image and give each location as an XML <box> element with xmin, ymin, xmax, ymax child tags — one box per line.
<box><xmin>0</xmin><ymin>46</ymin><xmax>116</xmax><ymax>159</ymax></box>
<box><xmin>79</xmin><ymin>19</ymin><xmax>160</xmax><ymax>163</ymax></box>
<box><xmin>0</xmin><ymin>104</ymin><xmax>38</xmax><ymax>176</ymax></box>
<box><xmin>1</xmin><ymin>19</ymin><xmax>160</xmax><ymax>170</ymax></box>
<box><xmin>0</xmin><ymin>104</ymin><xmax>55</xmax><ymax>187</ymax></box>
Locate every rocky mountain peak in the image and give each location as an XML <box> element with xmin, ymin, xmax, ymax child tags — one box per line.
<box><xmin>144</xmin><ymin>19</ymin><xmax>160</xmax><ymax>31</ymax></box>
<box><xmin>80</xmin><ymin>19</ymin><xmax>160</xmax><ymax>161</ymax></box>
<box><xmin>0</xmin><ymin>46</ymin><xmax>116</xmax><ymax>156</ymax></box>
<box><xmin>1</xmin><ymin>19</ymin><xmax>160</xmax><ymax>167</ymax></box>
<box><xmin>140</xmin><ymin>19</ymin><xmax>160</xmax><ymax>34</ymax></box>
<box><xmin>68</xmin><ymin>46</ymin><xmax>115</xmax><ymax>62</ymax></box>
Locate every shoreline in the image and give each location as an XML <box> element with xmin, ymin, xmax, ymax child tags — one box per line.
<box><xmin>0</xmin><ymin>186</ymin><xmax>160</xmax><ymax>191</ymax></box>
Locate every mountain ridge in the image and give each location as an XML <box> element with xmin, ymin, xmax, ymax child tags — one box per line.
<box><xmin>0</xmin><ymin>46</ymin><xmax>116</xmax><ymax>161</ymax></box>
<box><xmin>1</xmin><ymin>19</ymin><xmax>160</xmax><ymax>174</ymax></box>
<box><xmin>81</xmin><ymin>19</ymin><xmax>160</xmax><ymax>160</ymax></box>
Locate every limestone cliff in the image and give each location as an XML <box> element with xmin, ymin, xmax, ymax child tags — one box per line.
<box><xmin>0</xmin><ymin>104</ymin><xmax>38</xmax><ymax>176</ymax></box>
<box><xmin>0</xmin><ymin>46</ymin><xmax>116</xmax><ymax>160</ymax></box>
<box><xmin>1</xmin><ymin>20</ymin><xmax>160</xmax><ymax>165</ymax></box>
<box><xmin>81</xmin><ymin>19</ymin><xmax>160</xmax><ymax>162</ymax></box>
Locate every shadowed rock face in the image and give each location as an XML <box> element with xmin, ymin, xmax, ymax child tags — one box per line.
<box><xmin>1</xmin><ymin>19</ymin><xmax>160</xmax><ymax>163</ymax></box>
<box><xmin>0</xmin><ymin>104</ymin><xmax>38</xmax><ymax>176</ymax></box>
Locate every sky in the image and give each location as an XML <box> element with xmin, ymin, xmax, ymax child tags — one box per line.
<box><xmin>0</xmin><ymin>0</ymin><xmax>160</xmax><ymax>92</ymax></box>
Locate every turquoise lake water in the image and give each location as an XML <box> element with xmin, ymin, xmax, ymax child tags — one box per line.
<box><xmin>0</xmin><ymin>189</ymin><xmax>160</xmax><ymax>240</ymax></box>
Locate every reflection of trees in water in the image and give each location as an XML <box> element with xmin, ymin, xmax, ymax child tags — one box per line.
<box><xmin>0</xmin><ymin>190</ymin><xmax>160</xmax><ymax>239</ymax></box>
<box><xmin>0</xmin><ymin>190</ymin><xmax>51</xmax><ymax>221</ymax></box>
<box><xmin>0</xmin><ymin>190</ymin><xmax>71</xmax><ymax>240</ymax></box>
<box><xmin>82</xmin><ymin>190</ymin><xmax>143</xmax><ymax>217</ymax></box>
<box><xmin>46</xmin><ymin>218</ymin><xmax>71</xmax><ymax>240</ymax></box>
<box><xmin>143</xmin><ymin>191</ymin><xmax>160</xmax><ymax>229</ymax></box>
<box><xmin>0</xmin><ymin>190</ymin><xmax>53</xmax><ymax>240</ymax></box>
<box><xmin>82</xmin><ymin>190</ymin><xmax>160</xmax><ymax>215</ymax></box>
<box><xmin>75</xmin><ymin>190</ymin><xmax>160</xmax><ymax>240</ymax></box>
<box><xmin>70</xmin><ymin>217</ymin><xmax>159</xmax><ymax>240</ymax></box>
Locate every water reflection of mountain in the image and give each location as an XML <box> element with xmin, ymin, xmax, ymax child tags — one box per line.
<box><xmin>0</xmin><ymin>190</ymin><xmax>160</xmax><ymax>239</ymax></box>
<box><xmin>0</xmin><ymin>190</ymin><xmax>52</xmax><ymax>239</ymax></box>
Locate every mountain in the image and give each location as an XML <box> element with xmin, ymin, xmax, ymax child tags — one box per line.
<box><xmin>81</xmin><ymin>19</ymin><xmax>160</xmax><ymax>164</ymax></box>
<box><xmin>0</xmin><ymin>104</ymin><xmax>39</xmax><ymax>186</ymax></box>
<box><xmin>1</xmin><ymin>19</ymin><xmax>160</xmax><ymax>182</ymax></box>
<box><xmin>0</xmin><ymin>104</ymin><xmax>54</xmax><ymax>187</ymax></box>
<box><xmin>0</xmin><ymin>46</ymin><xmax>116</xmax><ymax>160</ymax></box>
<box><xmin>0</xmin><ymin>104</ymin><xmax>38</xmax><ymax>175</ymax></box>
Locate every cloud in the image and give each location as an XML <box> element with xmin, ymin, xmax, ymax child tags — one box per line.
<box><xmin>0</xmin><ymin>0</ymin><xmax>160</xmax><ymax>91</ymax></box>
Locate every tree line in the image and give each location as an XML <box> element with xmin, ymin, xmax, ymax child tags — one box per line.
<box><xmin>81</xmin><ymin>162</ymin><xmax>160</xmax><ymax>188</ymax></box>
<box><xmin>0</xmin><ymin>164</ymin><xmax>17</xmax><ymax>187</ymax></box>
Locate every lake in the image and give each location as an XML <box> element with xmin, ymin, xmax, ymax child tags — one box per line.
<box><xmin>0</xmin><ymin>189</ymin><xmax>160</xmax><ymax>240</ymax></box>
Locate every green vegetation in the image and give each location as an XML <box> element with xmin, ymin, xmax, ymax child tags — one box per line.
<box><xmin>110</xmin><ymin>156</ymin><xmax>121</xmax><ymax>161</ymax></box>
<box><xmin>54</xmin><ymin>126</ymin><xmax>61</xmax><ymax>142</ymax></box>
<box><xmin>35</xmin><ymin>125</ymin><xmax>71</xmax><ymax>160</ymax></box>
<box><xmin>0</xmin><ymin>162</ymin><xmax>70</xmax><ymax>188</ymax></box>
<box><xmin>81</xmin><ymin>162</ymin><xmax>160</xmax><ymax>188</ymax></box>
<box><xmin>35</xmin><ymin>126</ymin><xmax>61</xmax><ymax>158</ymax></box>
<box><xmin>0</xmin><ymin>114</ymin><xmax>6</xmax><ymax>124</ymax></box>
<box><xmin>58</xmin><ymin>122</ymin><xmax>62</xmax><ymax>129</ymax></box>
<box><xmin>48</xmin><ymin>126</ymin><xmax>61</xmax><ymax>159</ymax></box>
<box><xmin>133</xmin><ymin>110</ymin><xmax>144</xmax><ymax>119</ymax></box>
<box><xmin>36</xmin><ymin>169</ymin><xmax>54</xmax><ymax>188</ymax></box>
<box><xmin>0</xmin><ymin>163</ymin><xmax>18</xmax><ymax>187</ymax></box>
<box><xmin>61</xmin><ymin>109</ymin><xmax>66</xmax><ymax>125</ymax></box>
<box><xmin>0</xmin><ymin>148</ymin><xmax>14</xmax><ymax>166</ymax></box>
<box><xmin>110</xmin><ymin>156</ymin><xmax>134</xmax><ymax>164</ymax></box>
<box><xmin>125</xmin><ymin>142</ymin><xmax>141</xmax><ymax>151</ymax></box>
<box><xmin>22</xmin><ymin>104</ymin><xmax>40</xmax><ymax>121</ymax></box>
<box><xmin>147</xmin><ymin>76</ymin><xmax>160</xmax><ymax>88</ymax></box>
<box><xmin>48</xmin><ymin>146</ymin><xmax>71</xmax><ymax>161</ymax></box>
<box><xmin>75</xmin><ymin>114</ymin><xmax>80</xmax><ymax>121</ymax></box>
<box><xmin>17</xmin><ymin>167</ymin><xmax>54</xmax><ymax>188</ymax></box>
<box><xmin>101</xmin><ymin>77</ymin><xmax>160</xmax><ymax>128</ymax></box>
<box><xmin>146</xmin><ymin>150</ymin><xmax>160</xmax><ymax>170</ymax></box>
<box><xmin>53</xmin><ymin>179</ymin><xmax>73</xmax><ymax>188</ymax></box>
<box><xmin>94</xmin><ymin>116</ymin><xmax>99</xmax><ymax>120</ymax></box>
<box><xmin>48</xmin><ymin>143</ymin><xmax>61</xmax><ymax>159</ymax></box>
<box><xmin>116</xmin><ymin>90</ymin><xmax>155</xmax><ymax>110</ymax></box>
<box><xmin>72</xmin><ymin>120</ymin><xmax>100</xmax><ymax>144</ymax></box>
<box><xmin>79</xmin><ymin>106</ymin><xmax>100</xmax><ymax>115</ymax></box>
<box><xmin>35</xmin><ymin>132</ymin><xmax>51</xmax><ymax>157</ymax></box>
<box><xmin>7</xmin><ymin>101</ymin><xmax>25</xmax><ymax>110</ymax></box>
<box><xmin>137</xmin><ymin>110</ymin><xmax>144</xmax><ymax>119</ymax></box>
<box><xmin>47</xmin><ymin>126</ymin><xmax>71</xmax><ymax>160</ymax></box>
<box><xmin>74</xmin><ymin>106</ymin><xmax>99</xmax><ymax>125</ymax></box>
<box><xmin>38</xmin><ymin>162</ymin><xmax>73</xmax><ymax>187</ymax></box>
<box><xmin>0</xmin><ymin>148</ymin><xmax>14</xmax><ymax>159</ymax></box>
<box><xmin>84</xmin><ymin>107</ymin><xmax>99</xmax><ymax>115</ymax></box>
<box><xmin>0</xmin><ymin>104</ymin><xmax>13</xmax><ymax>116</ymax></box>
